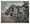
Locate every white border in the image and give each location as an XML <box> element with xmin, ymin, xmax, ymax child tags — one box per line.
<box><xmin>29</xmin><ymin>1</ymin><xmax>30</xmax><ymax>24</ymax></box>
<box><xmin>0</xmin><ymin>0</ymin><xmax>1</xmax><ymax>1</ymax></box>
<box><xmin>1</xmin><ymin>0</ymin><xmax>29</xmax><ymax>1</ymax></box>
<box><xmin>0</xmin><ymin>2</ymin><xmax>1</xmax><ymax>23</ymax></box>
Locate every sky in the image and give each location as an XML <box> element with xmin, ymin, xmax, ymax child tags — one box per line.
<box><xmin>1</xmin><ymin>1</ymin><xmax>24</xmax><ymax>13</ymax></box>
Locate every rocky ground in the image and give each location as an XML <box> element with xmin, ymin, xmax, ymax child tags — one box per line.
<box><xmin>1</xmin><ymin>13</ymin><xmax>29</xmax><ymax>23</ymax></box>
